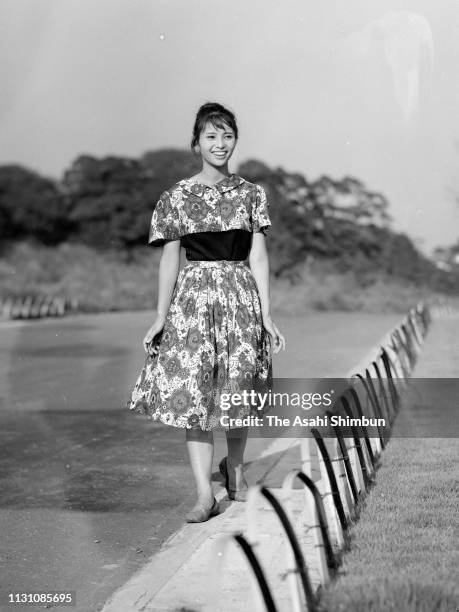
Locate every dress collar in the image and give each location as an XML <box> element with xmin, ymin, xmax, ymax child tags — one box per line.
<box><xmin>179</xmin><ymin>173</ymin><xmax>245</xmax><ymax>195</ymax></box>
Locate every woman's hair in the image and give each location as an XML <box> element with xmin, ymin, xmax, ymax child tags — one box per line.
<box><xmin>190</xmin><ymin>102</ymin><xmax>238</xmax><ymax>152</ymax></box>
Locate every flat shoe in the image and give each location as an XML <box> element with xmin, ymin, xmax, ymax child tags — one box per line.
<box><xmin>185</xmin><ymin>497</ymin><xmax>220</xmax><ymax>523</ymax></box>
<box><xmin>219</xmin><ymin>457</ymin><xmax>249</xmax><ymax>502</ymax></box>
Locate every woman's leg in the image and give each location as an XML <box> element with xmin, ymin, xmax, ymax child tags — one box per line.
<box><xmin>186</xmin><ymin>428</ymin><xmax>214</xmax><ymax>507</ymax></box>
<box><xmin>225</xmin><ymin>426</ymin><xmax>249</xmax><ymax>490</ymax></box>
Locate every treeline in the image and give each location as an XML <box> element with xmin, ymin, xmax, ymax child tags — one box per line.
<box><xmin>1</xmin><ymin>150</ymin><xmax>458</xmax><ymax>293</ymax></box>
<box><xmin>0</xmin><ymin>150</ymin><xmax>199</xmax><ymax>249</ymax></box>
<box><xmin>238</xmin><ymin>160</ymin><xmax>459</xmax><ymax>293</ymax></box>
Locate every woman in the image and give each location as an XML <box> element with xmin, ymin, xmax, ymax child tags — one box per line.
<box><xmin>127</xmin><ymin>102</ymin><xmax>286</xmax><ymax>522</ymax></box>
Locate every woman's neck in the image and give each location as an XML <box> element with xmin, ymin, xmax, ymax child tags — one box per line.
<box><xmin>196</xmin><ymin>163</ymin><xmax>231</xmax><ymax>185</ymax></box>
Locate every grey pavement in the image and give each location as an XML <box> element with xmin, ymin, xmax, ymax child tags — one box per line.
<box><xmin>0</xmin><ymin>310</ymin><xmax>404</xmax><ymax>612</ymax></box>
<box><xmin>99</xmin><ymin>310</ymin><xmax>409</xmax><ymax>612</ymax></box>
<box><xmin>101</xmin><ymin>309</ymin><xmax>459</xmax><ymax>612</ymax></box>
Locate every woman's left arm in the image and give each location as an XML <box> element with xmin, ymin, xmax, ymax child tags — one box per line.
<box><xmin>249</xmin><ymin>233</ymin><xmax>286</xmax><ymax>353</ymax></box>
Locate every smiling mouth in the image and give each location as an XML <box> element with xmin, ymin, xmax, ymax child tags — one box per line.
<box><xmin>213</xmin><ymin>152</ymin><xmax>227</xmax><ymax>156</ymax></box>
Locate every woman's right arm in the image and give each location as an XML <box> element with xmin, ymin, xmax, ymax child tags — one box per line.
<box><xmin>143</xmin><ymin>239</ymin><xmax>181</xmax><ymax>351</ymax></box>
<box><xmin>156</xmin><ymin>239</ymin><xmax>181</xmax><ymax>320</ymax></box>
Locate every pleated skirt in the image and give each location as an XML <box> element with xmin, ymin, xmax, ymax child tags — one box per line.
<box><xmin>126</xmin><ymin>260</ymin><xmax>273</xmax><ymax>431</ymax></box>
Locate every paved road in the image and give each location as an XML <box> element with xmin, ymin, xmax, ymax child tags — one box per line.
<box><xmin>0</xmin><ymin>310</ymin><xmax>401</xmax><ymax>612</ymax></box>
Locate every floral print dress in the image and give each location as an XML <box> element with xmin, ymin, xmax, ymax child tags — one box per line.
<box><xmin>126</xmin><ymin>173</ymin><xmax>273</xmax><ymax>431</ymax></box>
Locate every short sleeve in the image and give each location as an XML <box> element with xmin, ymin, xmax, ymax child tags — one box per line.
<box><xmin>252</xmin><ymin>184</ymin><xmax>272</xmax><ymax>235</ymax></box>
<box><xmin>148</xmin><ymin>191</ymin><xmax>181</xmax><ymax>247</ymax></box>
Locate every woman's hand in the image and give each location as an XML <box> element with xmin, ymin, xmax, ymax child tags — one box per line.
<box><xmin>143</xmin><ymin>315</ymin><xmax>166</xmax><ymax>355</ymax></box>
<box><xmin>262</xmin><ymin>314</ymin><xmax>286</xmax><ymax>354</ymax></box>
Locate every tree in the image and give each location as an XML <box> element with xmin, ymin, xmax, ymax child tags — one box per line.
<box><xmin>0</xmin><ymin>165</ymin><xmax>69</xmax><ymax>245</ymax></box>
<box><xmin>61</xmin><ymin>150</ymin><xmax>201</xmax><ymax>249</ymax></box>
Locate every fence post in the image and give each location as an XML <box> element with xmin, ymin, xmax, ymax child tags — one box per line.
<box><xmin>340</xmin><ymin>394</ymin><xmax>369</xmax><ymax>491</ymax></box>
<box><xmin>311</xmin><ymin>429</ymin><xmax>346</xmax><ymax>549</ymax></box>
<box><xmin>246</xmin><ymin>485</ymin><xmax>317</xmax><ymax>612</ymax></box>
<box><xmin>207</xmin><ymin>532</ymin><xmax>277</xmax><ymax>612</ymax></box>
<box><xmin>282</xmin><ymin>470</ymin><xmax>337</xmax><ymax>588</ymax></box>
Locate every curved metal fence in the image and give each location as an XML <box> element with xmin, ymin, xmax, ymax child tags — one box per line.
<box><xmin>209</xmin><ymin>297</ymin><xmax>453</xmax><ymax>611</ymax></box>
<box><xmin>0</xmin><ymin>295</ymin><xmax>79</xmax><ymax>319</ymax></box>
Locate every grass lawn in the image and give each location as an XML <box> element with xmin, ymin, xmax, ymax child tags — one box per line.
<box><xmin>318</xmin><ymin>435</ymin><xmax>458</xmax><ymax>611</ymax></box>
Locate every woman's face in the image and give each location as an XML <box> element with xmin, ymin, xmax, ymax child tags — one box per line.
<box><xmin>196</xmin><ymin>120</ymin><xmax>237</xmax><ymax>167</ymax></box>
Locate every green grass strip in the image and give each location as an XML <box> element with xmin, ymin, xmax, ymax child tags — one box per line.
<box><xmin>318</xmin><ymin>437</ymin><xmax>458</xmax><ymax>611</ymax></box>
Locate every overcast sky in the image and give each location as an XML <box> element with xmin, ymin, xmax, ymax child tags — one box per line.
<box><xmin>1</xmin><ymin>0</ymin><xmax>459</xmax><ymax>255</ymax></box>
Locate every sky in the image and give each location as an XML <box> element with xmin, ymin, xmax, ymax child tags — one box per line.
<box><xmin>1</xmin><ymin>0</ymin><xmax>459</xmax><ymax>256</ymax></box>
